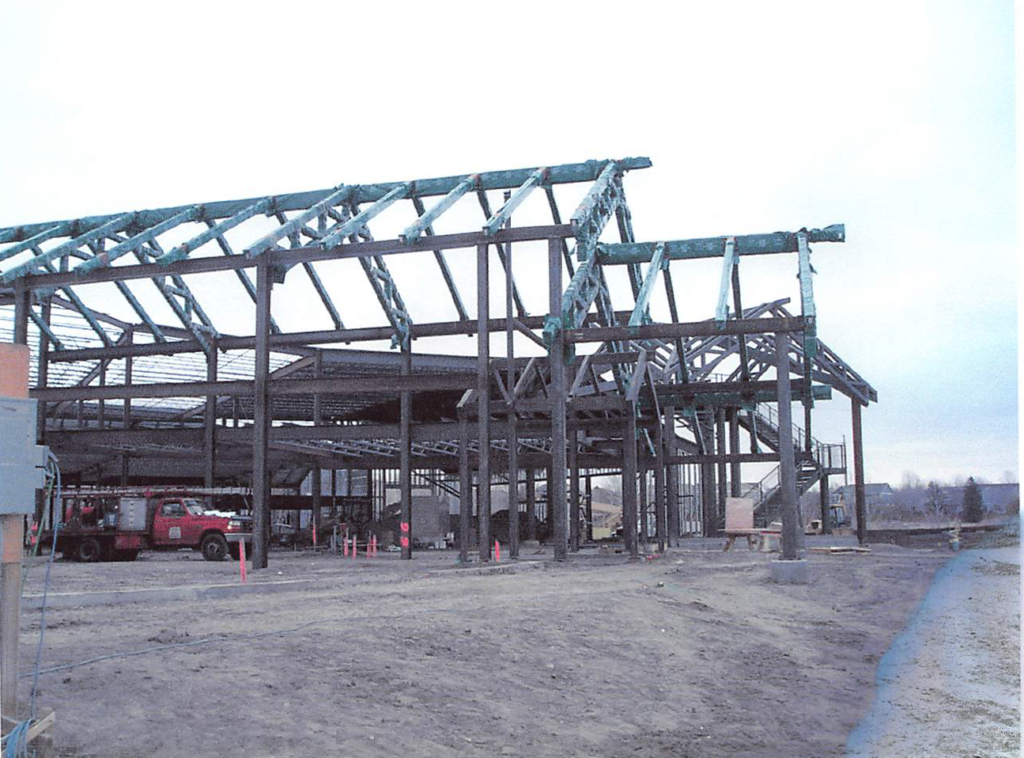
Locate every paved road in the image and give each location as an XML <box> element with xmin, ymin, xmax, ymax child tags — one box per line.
<box><xmin>847</xmin><ymin>544</ymin><xmax>1021</xmax><ymax>757</ymax></box>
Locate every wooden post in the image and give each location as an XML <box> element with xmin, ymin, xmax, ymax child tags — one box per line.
<box><xmin>716</xmin><ymin>409</ymin><xmax>728</xmax><ymax>531</ymax></box>
<box><xmin>654</xmin><ymin>417</ymin><xmax>667</xmax><ymax>552</ymax></box>
<box><xmin>2</xmin><ymin>290</ymin><xmax>30</xmax><ymax>720</ymax></box>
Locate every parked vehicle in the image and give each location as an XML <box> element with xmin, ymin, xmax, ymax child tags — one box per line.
<box><xmin>44</xmin><ymin>493</ymin><xmax>252</xmax><ymax>562</ymax></box>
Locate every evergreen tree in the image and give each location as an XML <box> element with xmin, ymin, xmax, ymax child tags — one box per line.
<box><xmin>962</xmin><ymin>476</ymin><xmax>985</xmax><ymax>523</ymax></box>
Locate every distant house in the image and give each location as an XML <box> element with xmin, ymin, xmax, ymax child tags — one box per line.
<box><xmin>832</xmin><ymin>483</ymin><xmax>895</xmax><ymax>511</ymax></box>
<box><xmin>941</xmin><ymin>483</ymin><xmax>1020</xmax><ymax>514</ymax></box>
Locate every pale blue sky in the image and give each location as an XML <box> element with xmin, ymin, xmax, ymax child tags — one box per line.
<box><xmin>0</xmin><ymin>0</ymin><xmax>1016</xmax><ymax>485</ymax></box>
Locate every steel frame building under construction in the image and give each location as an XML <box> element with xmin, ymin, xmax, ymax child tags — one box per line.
<box><xmin>0</xmin><ymin>156</ymin><xmax>876</xmax><ymax>569</ymax></box>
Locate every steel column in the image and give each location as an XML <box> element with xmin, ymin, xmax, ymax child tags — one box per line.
<box><xmin>569</xmin><ymin>424</ymin><xmax>580</xmax><ymax>551</ymax></box>
<box><xmin>639</xmin><ymin>464</ymin><xmax>648</xmax><ymax>543</ymax></box>
<box><xmin>852</xmin><ymin>399</ymin><xmax>867</xmax><ymax>544</ymax></box>
<box><xmin>664</xmin><ymin>403</ymin><xmax>679</xmax><ymax>547</ymax></box>
<box><xmin>505</xmin><ymin>205</ymin><xmax>519</xmax><ymax>559</ymax></box>
<box><xmin>310</xmin><ymin>350</ymin><xmax>323</xmax><ymax>541</ymax></box>
<box><xmin>525</xmin><ymin>468</ymin><xmax>536</xmax><ymax>542</ymax></box>
<box><xmin>654</xmin><ymin>416</ymin><xmax>666</xmax><ymax>552</ymax></box>
<box><xmin>728</xmin><ymin>408</ymin><xmax>741</xmax><ymax>498</ymax></box>
<box><xmin>548</xmin><ymin>237</ymin><xmax>568</xmax><ymax>561</ymax></box>
<box><xmin>204</xmin><ymin>342</ymin><xmax>218</xmax><ymax>489</ymax></box>
<box><xmin>400</xmin><ymin>343</ymin><xmax>413</xmax><ymax>559</ymax></box>
<box><xmin>819</xmin><ymin>473</ymin><xmax>831</xmax><ymax>535</ymax></box>
<box><xmin>251</xmin><ymin>262</ymin><xmax>272</xmax><ymax>569</ymax></box>
<box><xmin>459</xmin><ymin>408</ymin><xmax>471</xmax><ymax>562</ymax></box>
<box><xmin>716</xmin><ymin>409</ymin><xmax>728</xmax><ymax>529</ymax></box>
<box><xmin>775</xmin><ymin>334</ymin><xmax>800</xmax><ymax>560</ymax></box>
<box><xmin>622</xmin><ymin>408</ymin><xmax>639</xmax><ymax>559</ymax></box>
<box><xmin>476</xmin><ymin>244</ymin><xmax>491</xmax><ymax>561</ymax></box>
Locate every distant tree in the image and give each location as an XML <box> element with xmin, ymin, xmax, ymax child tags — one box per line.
<box><xmin>1002</xmin><ymin>470</ymin><xmax>1017</xmax><ymax>485</ymax></box>
<box><xmin>961</xmin><ymin>477</ymin><xmax>985</xmax><ymax>523</ymax></box>
<box><xmin>924</xmin><ymin>481</ymin><xmax>948</xmax><ymax>523</ymax></box>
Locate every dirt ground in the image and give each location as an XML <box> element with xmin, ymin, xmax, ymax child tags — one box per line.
<box><xmin>12</xmin><ymin>537</ymin><xmax>962</xmax><ymax>757</ymax></box>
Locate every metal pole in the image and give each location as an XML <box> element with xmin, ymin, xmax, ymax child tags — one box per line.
<box><xmin>310</xmin><ymin>350</ymin><xmax>323</xmax><ymax>543</ymax></box>
<box><xmin>477</xmin><ymin>243</ymin><xmax>491</xmax><ymax>561</ymax></box>
<box><xmin>548</xmin><ymin>237</ymin><xmax>567</xmax><ymax>561</ymax></box>
<box><xmin>664</xmin><ymin>403</ymin><xmax>678</xmax><ymax>547</ymax></box>
<box><xmin>819</xmin><ymin>473</ymin><xmax>831</xmax><ymax>534</ymax></box>
<box><xmin>508</xmin><ymin>412</ymin><xmax>519</xmax><ymax>558</ymax></box>
<box><xmin>251</xmin><ymin>262</ymin><xmax>272</xmax><ymax>569</ymax></box>
<box><xmin>654</xmin><ymin>418</ymin><xmax>666</xmax><ymax>552</ymax></box>
<box><xmin>585</xmin><ymin>475</ymin><xmax>593</xmax><ymax>543</ymax></box>
<box><xmin>622</xmin><ymin>408</ymin><xmax>639</xmax><ymax>559</ymax></box>
<box><xmin>728</xmin><ymin>408</ymin><xmax>741</xmax><ymax>498</ymax></box>
<box><xmin>459</xmin><ymin>408</ymin><xmax>471</xmax><ymax>562</ymax></box>
<box><xmin>852</xmin><ymin>399</ymin><xmax>867</xmax><ymax>544</ymax></box>
<box><xmin>505</xmin><ymin>191</ymin><xmax>519</xmax><ymax>559</ymax></box>
<box><xmin>400</xmin><ymin>342</ymin><xmax>413</xmax><ymax>559</ymax></box>
<box><xmin>775</xmin><ymin>334</ymin><xmax>800</xmax><ymax>560</ymax></box>
<box><xmin>204</xmin><ymin>340</ymin><xmax>219</xmax><ymax>489</ymax></box>
<box><xmin>716</xmin><ymin>409</ymin><xmax>727</xmax><ymax>529</ymax></box>
<box><xmin>525</xmin><ymin>468</ymin><xmax>536</xmax><ymax>542</ymax></box>
<box><xmin>638</xmin><ymin>462</ymin><xmax>648</xmax><ymax>544</ymax></box>
<box><xmin>569</xmin><ymin>424</ymin><xmax>580</xmax><ymax>551</ymax></box>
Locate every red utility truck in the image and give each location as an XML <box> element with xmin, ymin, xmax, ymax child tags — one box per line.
<box><xmin>48</xmin><ymin>492</ymin><xmax>252</xmax><ymax>562</ymax></box>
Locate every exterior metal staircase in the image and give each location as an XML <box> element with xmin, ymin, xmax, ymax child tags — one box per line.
<box><xmin>738</xmin><ymin>403</ymin><xmax>846</xmax><ymax>527</ymax></box>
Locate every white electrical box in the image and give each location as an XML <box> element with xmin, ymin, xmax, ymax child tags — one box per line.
<box><xmin>0</xmin><ymin>397</ymin><xmax>48</xmax><ymax>515</ymax></box>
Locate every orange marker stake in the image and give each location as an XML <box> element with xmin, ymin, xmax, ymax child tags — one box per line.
<box><xmin>351</xmin><ymin>536</ymin><xmax>357</xmax><ymax>559</ymax></box>
<box><xmin>343</xmin><ymin>535</ymin><xmax>349</xmax><ymax>557</ymax></box>
<box><xmin>239</xmin><ymin>539</ymin><xmax>247</xmax><ymax>584</ymax></box>
<box><xmin>312</xmin><ymin>522</ymin><xmax>317</xmax><ymax>548</ymax></box>
<box><xmin>495</xmin><ymin>540</ymin><xmax>501</xmax><ymax>562</ymax></box>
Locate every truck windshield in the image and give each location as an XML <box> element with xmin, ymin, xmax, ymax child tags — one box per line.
<box><xmin>183</xmin><ymin>499</ymin><xmax>208</xmax><ymax>516</ymax></box>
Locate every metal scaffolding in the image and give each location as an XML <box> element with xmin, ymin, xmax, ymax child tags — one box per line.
<box><xmin>0</xmin><ymin>156</ymin><xmax>876</xmax><ymax>568</ymax></box>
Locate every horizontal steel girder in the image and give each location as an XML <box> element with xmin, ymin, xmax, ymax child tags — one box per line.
<box><xmin>30</xmin><ymin>372</ymin><xmax>477</xmax><ymax>402</ymax></box>
<box><xmin>597</xmin><ymin>224</ymin><xmax>845</xmax><ymax>264</ymax></box>
<box><xmin>564</xmin><ymin>316</ymin><xmax>807</xmax><ymax>344</ymax></box>
<box><xmin>2</xmin><ymin>225</ymin><xmax>572</xmax><ymax>290</ymax></box>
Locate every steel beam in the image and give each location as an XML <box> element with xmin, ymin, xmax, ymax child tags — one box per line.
<box><xmin>401</xmin><ymin>175</ymin><xmax>478</xmax><ymax>244</ymax></box>
<box><xmin>0</xmin><ymin>213</ymin><xmax>137</xmax><ymax>282</ymax></box>
<box><xmin>319</xmin><ymin>184</ymin><xmax>410</xmax><ymax>250</ymax></box>
<box><xmin>483</xmin><ymin>168</ymin><xmax>546</xmax><ymax>236</ymax></box>
<box><xmin>628</xmin><ymin>242</ymin><xmax>667</xmax><ymax>327</ymax></box>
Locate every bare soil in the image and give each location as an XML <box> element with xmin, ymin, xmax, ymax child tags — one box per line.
<box><xmin>16</xmin><ymin>538</ymin><xmax>951</xmax><ymax>758</ymax></box>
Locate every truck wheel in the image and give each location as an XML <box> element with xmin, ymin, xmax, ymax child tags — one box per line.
<box><xmin>114</xmin><ymin>549</ymin><xmax>140</xmax><ymax>562</ymax></box>
<box><xmin>76</xmin><ymin>537</ymin><xmax>102</xmax><ymax>563</ymax></box>
<box><xmin>201</xmin><ymin>534</ymin><xmax>229</xmax><ymax>562</ymax></box>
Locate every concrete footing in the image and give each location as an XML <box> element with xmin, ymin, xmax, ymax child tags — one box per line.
<box><xmin>770</xmin><ymin>559</ymin><xmax>809</xmax><ymax>584</ymax></box>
